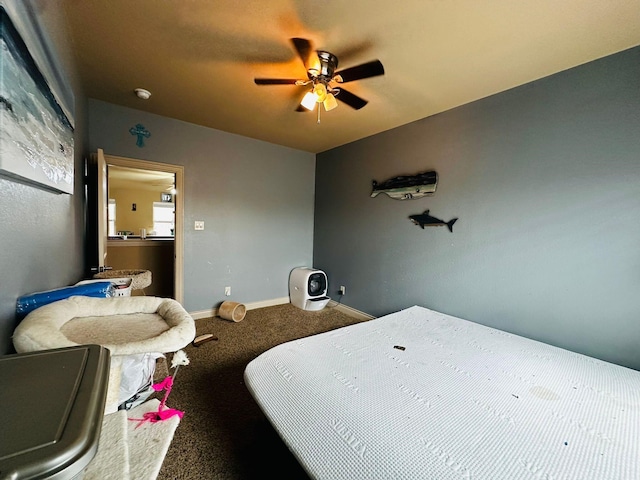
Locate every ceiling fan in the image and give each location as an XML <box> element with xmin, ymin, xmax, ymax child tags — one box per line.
<box><xmin>254</xmin><ymin>38</ymin><xmax>384</xmax><ymax>122</ymax></box>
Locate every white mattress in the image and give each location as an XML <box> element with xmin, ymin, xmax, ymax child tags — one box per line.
<box><xmin>244</xmin><ymin>306</ymin><xmax>640</xmax><ymax>479</ymax></box>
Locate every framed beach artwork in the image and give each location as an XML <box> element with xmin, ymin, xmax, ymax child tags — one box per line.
<box><xmin>0</xmin><ymin>5</ymin><xmax>74</xmax><ymax>194</ymax></box>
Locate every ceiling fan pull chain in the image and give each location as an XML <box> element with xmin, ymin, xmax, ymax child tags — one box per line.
<box><xmin>317</xmin><ymin>104</ymin><xmax>321</xmax><ymax>124</ymax></box>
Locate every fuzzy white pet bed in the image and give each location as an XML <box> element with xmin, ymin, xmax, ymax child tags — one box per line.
<box><xmin>13</xmin><ymin>296</ymin><xmax>196</xmax><ymax>412</ymax></box>
<box><xmin>13</xmin><ymin>296</ymin><xmax>194</xmax><ymax>355</ymax></box>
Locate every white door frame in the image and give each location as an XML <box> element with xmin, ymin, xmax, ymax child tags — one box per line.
<box><xmin>103</xmin><ymin>153</ymin><xmax>185</xmax><ymax>304</ymax></box>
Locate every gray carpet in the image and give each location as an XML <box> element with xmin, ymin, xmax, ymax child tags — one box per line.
<box><xmin>157</xmin><ymin>303</ymin><xmax>369</xmax><ymax>480</ymax></box>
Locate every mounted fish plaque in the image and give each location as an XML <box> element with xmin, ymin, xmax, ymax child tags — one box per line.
<box><xmin>409</xmin><ymin>210</ymin><xmax>457</xmax><ymax>232</ymax></box>
<box><xmin>371</xmin><ymin>170</ymin><xmax>437</xmax><ymax>200</ymax></box>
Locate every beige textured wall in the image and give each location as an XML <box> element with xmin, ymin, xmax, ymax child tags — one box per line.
<box><xmin>110</xmin><ymin>187</ymin><xmax>168</xmax><ymax>234</ymax></box>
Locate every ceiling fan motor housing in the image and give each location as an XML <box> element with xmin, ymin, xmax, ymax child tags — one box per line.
<box><xmin>310</xmin><ymin>51</ymin><xmax>339</xmax><ymax>82</ymax></box>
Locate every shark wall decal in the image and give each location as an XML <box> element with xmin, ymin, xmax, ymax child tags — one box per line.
<box><xmin>409</xmin><ymin>210</ymin><xmax>458</xmax><ymax>232</ymax></box>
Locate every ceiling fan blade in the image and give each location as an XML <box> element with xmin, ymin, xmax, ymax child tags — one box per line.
<box><xmin>254</xmin><ymin>78</ymin><xmax>300</xmax><ymax>85</ymax></box>
<box><xmin>334</xmin><ymin>60</ymin><xmax>384</xmax><ymax>83</ymax></box>
<box><xmin>295</xmin><ymin>104</ymin><xmax>308</xmax><ymax>112</ymax></box>
<box><xmin>335</xmin><ymin>88</ymin><xmax>368</xmax><ymax>110</ymax></box>
<box><xmin>291</xmin><ymin>37</ymin><xmax>321</xmax><ymax>73</ymax></box>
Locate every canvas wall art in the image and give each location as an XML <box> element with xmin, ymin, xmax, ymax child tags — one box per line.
<box><xmin>0</xmin><ymin>6</ymin><xmax>74</xmax><ymax>194</ymax></box>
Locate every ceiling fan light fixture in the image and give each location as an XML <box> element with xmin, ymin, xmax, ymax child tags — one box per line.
<box><xmin>323</xmin><ymin>92</ymin><xmax>338</xmax><ymax>111</ymax></box>
<box><xmin>301</xmin><ymin>91</ymin><xmax>318</xmax><ymax>111</ymax></box>
<box><xmin>313</xmin><ymin>83</ymin><xmax>327</xmax><ymax>103</ymax></box>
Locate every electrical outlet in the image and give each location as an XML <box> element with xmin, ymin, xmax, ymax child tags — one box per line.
<box><xmin>339</xmin><ymin>285</ymin><xmax>346</xmax><ymax>295</ymax></box>
<box><xmin>194</xmin><ymin>220</ymin><xmax>205</xmax><ymax>230</ymax></box>
<box><xmin>225</xmin><ymin>286</ymin><xmax>231</xmax><ymax>296</ymax></box>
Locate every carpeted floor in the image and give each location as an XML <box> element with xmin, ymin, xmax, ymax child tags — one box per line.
<box><xmin>157</xmin><ymin>303</ymin><xmax>369</xmax><ymax>480</ymax></box>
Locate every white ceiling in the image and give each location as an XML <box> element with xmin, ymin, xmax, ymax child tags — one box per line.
<box><xmin>61</xmin><ymin>0</ymin><xmax>640</xmax><ymax>153</ymax></box>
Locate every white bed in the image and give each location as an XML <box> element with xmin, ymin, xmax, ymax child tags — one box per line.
<box><xmin>244</xmin><ymin>305</ymin><xmax>640</xmax><ymax>479</ymax></box>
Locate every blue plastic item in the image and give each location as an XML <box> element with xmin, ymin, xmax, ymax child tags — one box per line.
<box><xmin>16</xmin><ymin>282</ymin><xmax>115</xmax><ymax>319</ymax></box>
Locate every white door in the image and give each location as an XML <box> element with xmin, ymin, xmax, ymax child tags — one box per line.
<box><xmin>96</xmin><ymin>148</ymin><xmax>109</xmax><ymax>272</ymax></box>
<box><xmin>88</xmin><ymin>148</ymin><xmax>111</xmax><ymax>274</ymax></box>
<box><xmin>90</xmin><ymin>151</ymin><xmax>185</xmax><ymax>303</ymax></box>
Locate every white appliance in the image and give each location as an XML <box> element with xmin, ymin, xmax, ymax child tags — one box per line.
<box><xmin>289</xmin><ymin>267</ymin><xmax>330</xmax><ymax>311</ymax></box>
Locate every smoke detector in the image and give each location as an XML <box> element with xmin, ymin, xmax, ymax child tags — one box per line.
<box><xmin>134</xmin><ymin>88</ymin><xmax>151</xmax><ymax>100</ymax></box>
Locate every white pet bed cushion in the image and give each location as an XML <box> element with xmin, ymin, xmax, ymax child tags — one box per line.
<box><xmin>13</xmin><ymin>296</ymin><xmax>196</xmax><ymax>356</ymax></box>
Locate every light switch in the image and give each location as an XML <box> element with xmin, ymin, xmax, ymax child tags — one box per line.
<box><xmin>194</xmin><ymin>221</ymin><xmax>205</xmax><ymax>230</ymax></box>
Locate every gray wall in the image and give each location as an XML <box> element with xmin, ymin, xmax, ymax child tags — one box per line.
<box><xmin>2</xmin><ymin>2</ymin><xmax>637</xmax><ymax>374</ymax></box>
<box><xmin>0</xmin><ymin>0</ymin><xmax>87</xmax><ymax>354</ymax></box>
<box><xmin>315</xmin><ymin>47</ymin><xmax>640</xmax><ymax>370</ymax></box>
<box><xmin>87</xmin><ymin>100</ymin><xmax>315</xmax><ymax>313</ymax></box>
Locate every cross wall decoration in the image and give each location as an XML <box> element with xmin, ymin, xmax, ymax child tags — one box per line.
<box><xmin>129</xmin><ymin>123</ymin><xmax>151</xmax><ymax>147</ymax></box>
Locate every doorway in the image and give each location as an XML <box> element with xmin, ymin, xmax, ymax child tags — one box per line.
<box><xmin>88</xmin><ymin>151</ymin><xmax>184</xmax><ymax>304</ymax></box>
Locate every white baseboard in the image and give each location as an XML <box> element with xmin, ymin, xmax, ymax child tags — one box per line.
<box><xmin>189</xmin><ymin>297</ymin><xmax>290</xmax><ymax>320</ymax></box>
<box><xmin>189</xmin><ymin>297</ymin><xmax>374</xmax><ymax>321</ymax></box>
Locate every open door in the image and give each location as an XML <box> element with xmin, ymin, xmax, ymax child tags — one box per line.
<box><xmin>86</xmin><ymin>148</ymin><xmax>112</xmax><ymax>275</ymax></box>
<box><xmin>96</xmin><ymin>148</ymin><xmax>110</xmax><ymax>273</ymax></box>
<box><xmin>86</xmin><ymin>150</ymin><xmax>184</xmax><ymax>303</ymax></box>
